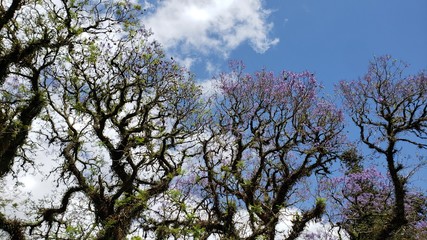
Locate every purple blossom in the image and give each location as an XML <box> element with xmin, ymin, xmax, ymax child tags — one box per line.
<box><xmin>217</xmin><ymin>62</ymin><xmax>319</xmax><ymax>109</ymax></box>
<box><xmin>322</xmin><ymin>165</ymin><xmax>427</xmax><ymax>237</ymax></box>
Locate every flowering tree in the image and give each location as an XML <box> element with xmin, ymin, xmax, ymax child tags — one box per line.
<box><xmin>171</xmin><ymin>62</ymin><xmax>346</xmax><ymax>239</ymax></box>
<box><xmin>339</xmin><ymin>55</ymin><xmax>427</xmax><ymax>239</ymax></box>
<box><xmin>323</xmin><ymin>160</ymin><xmax>427</xmax><ymax>239</ymax></box>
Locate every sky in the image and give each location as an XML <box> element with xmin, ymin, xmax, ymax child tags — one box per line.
<box><xmin>142</xmin><ymin>0</ymin><xmax>427</xmax><ymax>88</ymax></box>
<box><xmin>141</xmin><ymin>0</ymin><xmax>427</xmax><ymax>189</ymax></box>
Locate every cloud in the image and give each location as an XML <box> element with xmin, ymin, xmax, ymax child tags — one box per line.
<box><xmin>276</xmin><ymin>208</ymin><xmax>348</xmax><ymax>240</ymax></box>
<box><xmin>205</xmin><ymin>207</ymin><xmax>348</xmax><ymax>239</ymax></box>
<box><xmin>143</xmin><ymin>0</ymin><xmax>279</xmax><ymax>57</ymax></box>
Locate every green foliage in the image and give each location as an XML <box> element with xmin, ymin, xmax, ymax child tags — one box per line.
<box><xmin>87</xmin><ymin>42</ymin><xmax>99</xmax><ymax>63</ymax></box>
<box><xmin>168</xmin><ymin>189</ymin><xmax>182</xmax><ymax>201</ymax></box>
<box><xmin>190</xmin><ymin>225</ymin><xmax>206</xmax><ymax>238</ymax></box>
<box><xmin>250</xmin><ymin>204</ymin><xmax>263</xmax><ymax>214</ymax></box>
<box><xmin>65</xmin><ymin>225</ymin><xmax>81</xmax><ymax>238</ymax></box>
<box><xmin>130</xmin><ymin>236</ymin><xmax>143</xmax><ymax>240</ymax></box>
<box><xmin>315</xmin><ymin>197</ymin><xmax>326</xmax><ymax>208</ymax></box>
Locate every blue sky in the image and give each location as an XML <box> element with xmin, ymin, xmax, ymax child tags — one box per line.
<box><xmin>143</xmin><ymin>0</ymin><xmax>427</xmax><ymax>86</ymax></box>
<box><xmin>240</xmin><ymin>0</ymin><xmax>427</xmax><ymax>89</ymax></box>
<box><xmin>142</xmin><ymin>0</ymin><xmax>427</xmax><ymax>188</ymax></box>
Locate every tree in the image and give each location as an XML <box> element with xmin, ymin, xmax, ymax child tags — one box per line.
<box><xmin>164</xmin><ymin>62</ymin><xmax>345</xmax><ymax>239</ymax></box>
<box><xmin>322</xmin><ymin>162</ymin><xmax>427</xmax><ymax>239</ymax></box>
<box><xmin>0</xmin><ymin>0</ymin><xmax>176</xmax><ymax>238</ymax></box>
<box><xmin>4</xmin><ymin>3</ymin><xmax>425</xmax><ymax>238</ymax></box>
<box><xmin>0</xmin><ymin>0</ymin><xmax>137</xmax><ymax>177</ymax></box>
<box><xmin>23</xmin><ymin>24</ymin><xmax>203</xmax><ymax>239</ymax></box>
<box><xmin>0</xmin><ymin>0</ymin><xmax>69</xmax><ymax>178</ymax></box>
<box><xmin>338</xmin><ymin>55</ymin><xmax>427</xmax><ymax>239</ymax></box>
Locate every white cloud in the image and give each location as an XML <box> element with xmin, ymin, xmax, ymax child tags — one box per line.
<box><xmin>198</xmin><ymin>78</ymin><xmax>217</xmax><ymax>97</ymax></box>
<box><xmin>194</xmin><ymin>206</ymin><xmax>348</xmax><ymax>239</ymax></box>
<box><xmin>205</xmin><ymin>61</ymin><xmax>220</xmax><ymax>75</ymax></box>
<box><xmin>173</xmin><ymin>56</ymin><xmax>198</xmax><ymax>69</ymax></box>
<box><xmin>143</xmin><ymin>0</ymin><xmax>279</xmax><ymax>57</ymax></box>
<box><xmin>277</xmin><ymin>208</ymin><xmax>349</xmax><ymax>240</ymax></box>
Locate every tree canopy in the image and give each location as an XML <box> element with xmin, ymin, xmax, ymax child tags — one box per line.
<box><xmin>1</xmin><ymin>0</ymin><xmax>426</xmax><ymax>239</ymax></box>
